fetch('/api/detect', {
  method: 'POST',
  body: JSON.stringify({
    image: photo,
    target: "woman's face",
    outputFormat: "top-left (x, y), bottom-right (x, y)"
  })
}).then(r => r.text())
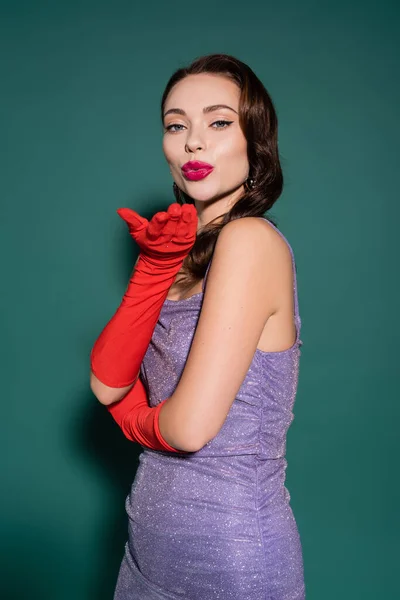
top-left (162, 73), bottom-right (249, 209)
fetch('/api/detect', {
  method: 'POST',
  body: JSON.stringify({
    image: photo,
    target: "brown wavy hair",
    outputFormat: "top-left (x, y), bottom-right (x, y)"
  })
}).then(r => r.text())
top-left (160, 53), bottom-right (283, 288)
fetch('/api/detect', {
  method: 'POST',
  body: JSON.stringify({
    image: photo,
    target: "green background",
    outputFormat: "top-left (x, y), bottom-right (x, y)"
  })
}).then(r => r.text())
top-left (1, 1), bottom-right (398, 598)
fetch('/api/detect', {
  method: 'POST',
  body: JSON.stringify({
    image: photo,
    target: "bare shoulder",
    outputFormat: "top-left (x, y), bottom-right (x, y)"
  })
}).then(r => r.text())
top-left (217, 216), bottom-right (292, 267)
top-left (206, 216), bottom-right (293, 316)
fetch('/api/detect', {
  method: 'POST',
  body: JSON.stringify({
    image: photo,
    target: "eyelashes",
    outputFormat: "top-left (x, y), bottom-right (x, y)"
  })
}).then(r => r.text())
top-left (165, 120), bottom-right (234, 133)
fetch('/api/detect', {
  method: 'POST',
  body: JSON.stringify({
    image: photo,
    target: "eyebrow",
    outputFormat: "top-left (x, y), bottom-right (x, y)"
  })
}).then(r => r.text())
top-left (163, 104), bottom-right (238, 119)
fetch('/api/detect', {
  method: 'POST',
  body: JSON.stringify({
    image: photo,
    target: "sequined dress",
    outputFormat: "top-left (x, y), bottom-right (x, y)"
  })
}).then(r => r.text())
top-left (113, 219), bottom-right (305, 599)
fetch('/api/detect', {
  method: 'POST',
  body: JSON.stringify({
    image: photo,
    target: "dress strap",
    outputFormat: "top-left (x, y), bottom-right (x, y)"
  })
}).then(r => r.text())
top-left (201, 260), bottom-right (212, 292)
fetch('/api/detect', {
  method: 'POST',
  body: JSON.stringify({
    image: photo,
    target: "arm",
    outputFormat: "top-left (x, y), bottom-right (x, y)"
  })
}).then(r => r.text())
top-left (108, 217), bottom-right (292, 454)
top-left (157, 217), bottom-right (293, 451)
top-left (106, 375), bottom-right (188, 452)
top-left (90, 372), bottom-right (140, 407)
top-left (90, 256), bottom-right (140, 405)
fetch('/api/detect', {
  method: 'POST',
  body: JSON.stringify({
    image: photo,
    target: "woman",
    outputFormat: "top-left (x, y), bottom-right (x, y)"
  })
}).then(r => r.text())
top-left (90, 53), bottom-right (305, 599)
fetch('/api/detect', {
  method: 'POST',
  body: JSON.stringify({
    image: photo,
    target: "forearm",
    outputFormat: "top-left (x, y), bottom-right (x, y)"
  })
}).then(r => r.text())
top-left (106, 376), bottom-right (192, 453)
top-left (90, 254), bottom-right (181, 388)
top-left (157, 395), bottom-right (201, 452)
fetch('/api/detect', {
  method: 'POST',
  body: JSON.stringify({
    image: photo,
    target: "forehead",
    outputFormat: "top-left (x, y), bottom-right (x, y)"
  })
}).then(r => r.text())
top-left (164, 74), bottom-right (240, 112)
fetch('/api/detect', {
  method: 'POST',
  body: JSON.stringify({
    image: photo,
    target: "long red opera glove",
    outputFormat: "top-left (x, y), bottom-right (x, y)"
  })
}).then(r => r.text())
top-left (90, 202), bottom-right (197, 387)
top-left (90, 202), bottom-right (197, 452)
top-left (106, 377), bottom-right (187, 453)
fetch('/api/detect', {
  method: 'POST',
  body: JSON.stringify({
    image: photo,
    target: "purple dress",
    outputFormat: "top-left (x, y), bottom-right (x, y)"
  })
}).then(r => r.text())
top-left (113, 219), bottom-right (305, 599)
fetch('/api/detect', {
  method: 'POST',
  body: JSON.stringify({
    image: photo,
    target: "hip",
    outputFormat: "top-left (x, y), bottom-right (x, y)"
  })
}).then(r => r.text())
top-left (121, 452), bottom-right (305, 599)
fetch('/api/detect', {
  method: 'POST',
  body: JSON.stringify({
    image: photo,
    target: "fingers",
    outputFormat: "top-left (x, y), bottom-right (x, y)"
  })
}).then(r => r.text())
top-left (147, 211), bottom-right (169, 240)
top-left (162, 203), bottom-right (182, 237)
top-left (181, 204), bottom-right (196, 223)
top-left (176, 204), bottom-right (197, 239)
top-left (124, 202), bottom-right (198, 242)
top-left (167, 203), bottom-right (182, 218)
top-left (163, 203), bottom-right (198, 241)
top-left (116, 208), bottom-right (148, 232)
top-left (148, 203), bottom-right (183, 240)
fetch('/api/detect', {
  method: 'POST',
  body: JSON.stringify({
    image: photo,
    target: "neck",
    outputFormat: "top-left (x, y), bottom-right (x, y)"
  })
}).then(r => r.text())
top-left (194, 183), bottom-right (245, 232)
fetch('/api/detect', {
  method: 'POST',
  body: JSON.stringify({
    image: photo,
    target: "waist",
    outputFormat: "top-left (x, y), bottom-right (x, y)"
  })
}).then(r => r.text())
top-left (128, 451), bottom-right (290, 529)
top-left (144, 445), bottom-right (285, 459)
top-left (141, 449), bottom-right (288, 478)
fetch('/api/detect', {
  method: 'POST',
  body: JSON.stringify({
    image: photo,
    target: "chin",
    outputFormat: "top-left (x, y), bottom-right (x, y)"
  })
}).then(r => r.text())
top-left (182, 185), bottom-right (222, 203)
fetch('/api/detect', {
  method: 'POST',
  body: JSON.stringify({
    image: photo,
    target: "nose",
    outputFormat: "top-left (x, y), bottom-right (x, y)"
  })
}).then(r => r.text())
top-left (184, 125), bottom-right (205, 154)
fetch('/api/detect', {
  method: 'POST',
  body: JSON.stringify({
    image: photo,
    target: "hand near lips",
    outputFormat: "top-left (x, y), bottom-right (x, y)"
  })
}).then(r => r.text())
top-left (116, 202), bottom-right (198, 265)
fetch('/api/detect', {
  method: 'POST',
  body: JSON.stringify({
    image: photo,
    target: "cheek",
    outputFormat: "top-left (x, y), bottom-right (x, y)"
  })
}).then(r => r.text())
top-left (162, 136), bottom-right (177, 165)
top-left (216, 135), bottom-right (248, 172)
top-left (162, 137), bottom-right (171, 161)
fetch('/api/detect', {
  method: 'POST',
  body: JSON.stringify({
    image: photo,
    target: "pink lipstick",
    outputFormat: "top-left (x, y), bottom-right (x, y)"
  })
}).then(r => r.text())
top-left (181, 160), bottom-right (214, 181)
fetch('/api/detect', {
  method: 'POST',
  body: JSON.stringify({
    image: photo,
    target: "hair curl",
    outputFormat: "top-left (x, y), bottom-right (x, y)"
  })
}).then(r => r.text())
top-left (160, 53), bottom-right (283, 288)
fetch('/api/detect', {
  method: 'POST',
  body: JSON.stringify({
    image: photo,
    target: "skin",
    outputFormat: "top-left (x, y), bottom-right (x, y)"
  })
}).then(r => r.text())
top-left (162, 73), bottom-right (249, 233)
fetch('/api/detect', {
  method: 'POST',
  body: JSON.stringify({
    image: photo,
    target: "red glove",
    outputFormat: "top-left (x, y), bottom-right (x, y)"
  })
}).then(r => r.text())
top-left (90, 202), bottom-right (197, 387)
top-left (90, 202), bottom-right (197, 453)
top-left (106, 377), bottom-right (183, 453)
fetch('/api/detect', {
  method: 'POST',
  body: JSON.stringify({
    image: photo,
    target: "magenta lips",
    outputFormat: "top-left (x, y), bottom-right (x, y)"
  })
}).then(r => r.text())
top-left (182, 160), bottom-right (214, 181)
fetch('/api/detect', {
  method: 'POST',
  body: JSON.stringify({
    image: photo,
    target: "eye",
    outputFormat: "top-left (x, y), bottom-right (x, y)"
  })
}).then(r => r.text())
top-left (164, 120), bottom-right (234, 133)
top-left (165, 123), bottom-right (185, 133)
top-left (211, 120), bottom-right (234, 129)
